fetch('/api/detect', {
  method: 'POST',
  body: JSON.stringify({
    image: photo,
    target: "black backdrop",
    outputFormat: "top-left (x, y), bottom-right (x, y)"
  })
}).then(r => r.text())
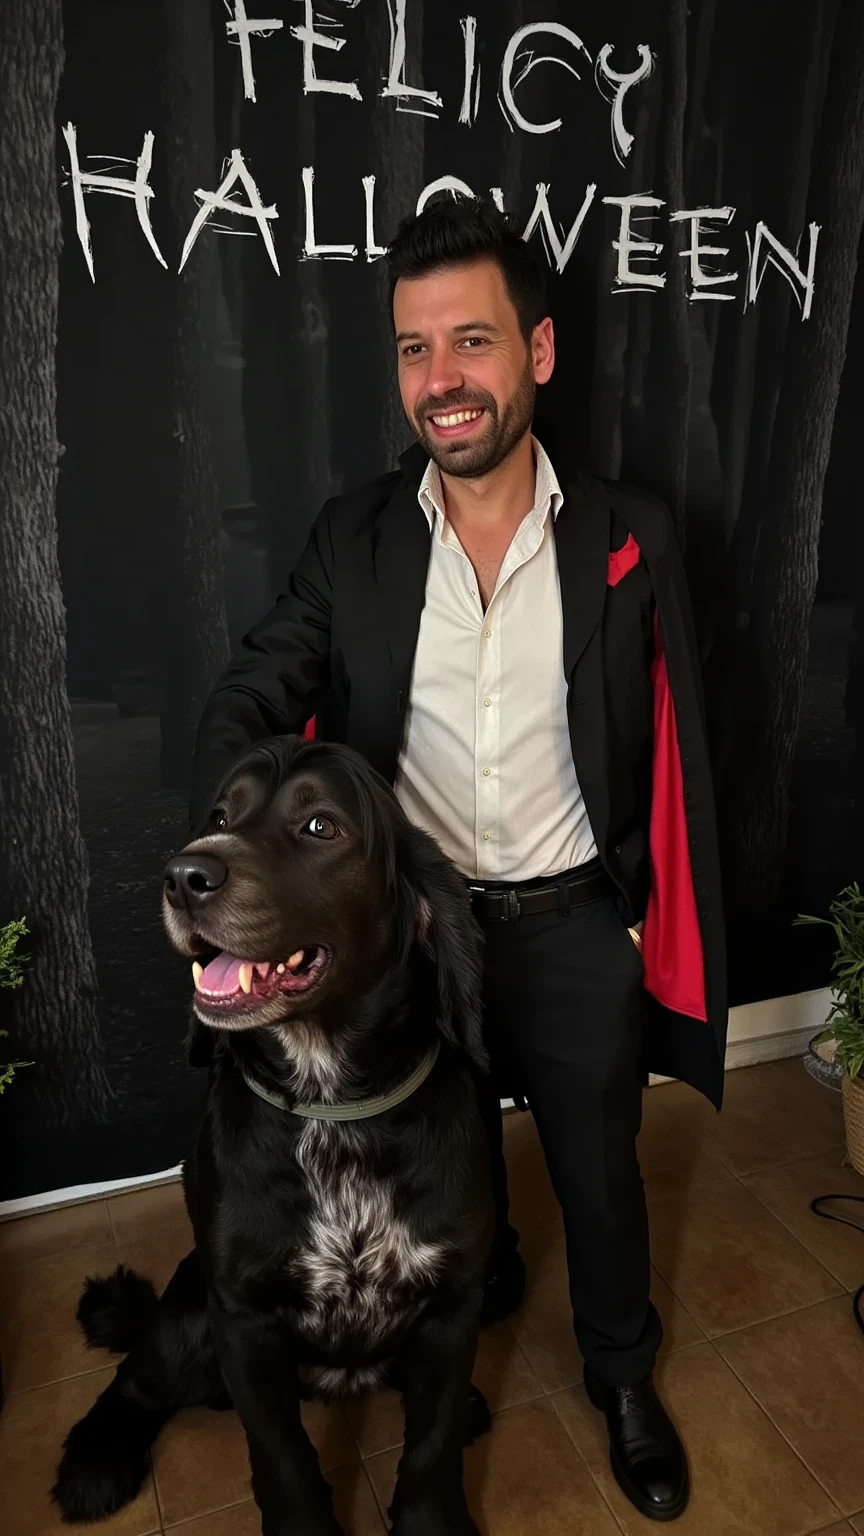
top-left (1, 0), bottom-right (863, 1201)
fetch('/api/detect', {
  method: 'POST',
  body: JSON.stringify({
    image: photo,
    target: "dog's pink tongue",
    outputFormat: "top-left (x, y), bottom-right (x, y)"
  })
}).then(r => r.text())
top-left (199, 951), bottom-right (243, 996)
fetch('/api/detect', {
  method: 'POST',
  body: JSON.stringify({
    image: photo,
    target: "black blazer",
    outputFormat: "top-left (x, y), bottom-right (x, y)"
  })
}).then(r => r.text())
top-left (191, 442), bottom-right (728, 1108)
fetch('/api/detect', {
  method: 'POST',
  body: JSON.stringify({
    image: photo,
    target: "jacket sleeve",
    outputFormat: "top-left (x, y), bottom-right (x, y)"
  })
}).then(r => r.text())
top-left (188, 504), bottom-right (334, 830)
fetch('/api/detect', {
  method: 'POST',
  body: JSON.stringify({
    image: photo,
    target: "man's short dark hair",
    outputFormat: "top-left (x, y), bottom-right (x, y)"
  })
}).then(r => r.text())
top-left (387, 196), bottom-right (547, 341)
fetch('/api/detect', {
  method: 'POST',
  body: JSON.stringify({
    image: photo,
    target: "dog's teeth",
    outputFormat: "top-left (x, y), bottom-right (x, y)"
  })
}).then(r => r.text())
top-left (192, 961), bottom-right (203, 991)
top-left (238, 962), bottom-right (254, 995)
top-left (276, 963), bottom-right (286, 974)
top-left (286, 949), bottom-right (305, 971)
top-left (254, 962), bottom-right (271, 979)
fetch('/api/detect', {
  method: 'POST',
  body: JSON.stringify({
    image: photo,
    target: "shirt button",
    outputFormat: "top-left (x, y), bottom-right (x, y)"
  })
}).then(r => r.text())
top-left (483, 628), bottom-right (492, 638)
top-left (482, 767), bottom-right (491, 777)
top-left (483, 698), bottom-right (492, 707)
top-left (482, 831), bottom-right (492, 841)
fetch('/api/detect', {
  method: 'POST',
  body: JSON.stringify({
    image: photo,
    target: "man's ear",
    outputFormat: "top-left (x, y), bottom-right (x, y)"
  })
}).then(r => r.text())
top-left (397, 824), bottom-right (488, 1072)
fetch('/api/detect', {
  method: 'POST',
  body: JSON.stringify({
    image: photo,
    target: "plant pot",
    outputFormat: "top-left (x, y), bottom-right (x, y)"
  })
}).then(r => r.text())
top-left (804, 1033), bottom-right (843, 1092)
top-left (841, 1073), bottom-right (864, 1176)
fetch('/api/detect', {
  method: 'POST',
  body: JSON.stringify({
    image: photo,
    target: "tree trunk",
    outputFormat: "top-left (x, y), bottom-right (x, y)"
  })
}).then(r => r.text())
top-left (372, 0), bottom-right (427, 470)
top-left (730, 1), bottom-right (834, 610)
top-left (639, 0), bottom-right (691, 544)
top-left (0, 0), bottom-right (112, 1121)
top-left (732, 0), bottom-right (864, 909)
top-left (159, 0), bottom-right (231, 790)
top-left (588, 88), bottom-right (656, 479)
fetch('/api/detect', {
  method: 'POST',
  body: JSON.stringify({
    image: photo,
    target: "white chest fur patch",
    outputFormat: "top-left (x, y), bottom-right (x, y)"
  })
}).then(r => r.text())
top-left (291, 1121), bottom-right (444, 1376)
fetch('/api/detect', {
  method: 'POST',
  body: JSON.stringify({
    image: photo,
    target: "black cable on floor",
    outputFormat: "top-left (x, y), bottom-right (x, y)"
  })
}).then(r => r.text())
top-left (809, 1194), bottom-right (864, 1338)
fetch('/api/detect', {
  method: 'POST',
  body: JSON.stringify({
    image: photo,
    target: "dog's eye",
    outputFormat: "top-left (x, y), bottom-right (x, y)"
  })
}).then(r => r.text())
top-left (304, 814), bottom-right (338, 840)
top-left (211, 809), bottom-right (228, 832)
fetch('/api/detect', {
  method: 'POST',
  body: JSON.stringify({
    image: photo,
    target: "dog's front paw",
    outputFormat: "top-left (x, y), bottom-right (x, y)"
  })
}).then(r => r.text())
top-left (260, 1516), bottom-right (345, 1536)
top-left (390, 1495), bottom-right (480, 1536)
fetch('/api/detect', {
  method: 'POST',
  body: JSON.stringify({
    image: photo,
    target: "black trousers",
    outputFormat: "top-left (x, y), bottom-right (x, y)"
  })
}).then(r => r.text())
top-left (472, 880), bottom-right (662, 1387)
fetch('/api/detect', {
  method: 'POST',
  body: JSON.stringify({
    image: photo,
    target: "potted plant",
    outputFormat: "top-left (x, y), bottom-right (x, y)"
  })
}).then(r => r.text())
top-left (799, 884), bottom-right (864, 1176)
top-left (0, 916), bottom-right (31, 1415)
top-left (0, 917), bottom-right (31, 1095)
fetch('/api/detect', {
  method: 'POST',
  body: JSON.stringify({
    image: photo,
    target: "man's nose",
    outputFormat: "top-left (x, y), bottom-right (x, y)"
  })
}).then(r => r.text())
top-left (426, 346), bottom-right (465, 398)
top-left (163, 853), bottom-right (228, 912)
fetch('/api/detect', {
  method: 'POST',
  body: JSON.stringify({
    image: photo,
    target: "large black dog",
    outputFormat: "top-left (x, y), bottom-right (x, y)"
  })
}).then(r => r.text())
top-left (53, 737), bottom-right (494, 1535)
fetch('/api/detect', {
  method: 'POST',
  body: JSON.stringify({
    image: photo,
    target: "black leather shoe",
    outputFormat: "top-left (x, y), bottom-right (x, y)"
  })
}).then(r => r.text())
top-left (584, 1367), bottom-right (689, 1522)
top-left (480, 1250), bottom-right (526, 1327)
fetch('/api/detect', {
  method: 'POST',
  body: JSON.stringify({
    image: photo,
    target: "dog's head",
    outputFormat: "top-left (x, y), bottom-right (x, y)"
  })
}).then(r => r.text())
top-left (163, 737), bottom-right (486, 1068)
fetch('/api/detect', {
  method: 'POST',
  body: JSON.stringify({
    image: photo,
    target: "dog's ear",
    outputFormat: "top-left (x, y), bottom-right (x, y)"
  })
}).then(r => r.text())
top-left (398, 824), bottom-right (488, 1072)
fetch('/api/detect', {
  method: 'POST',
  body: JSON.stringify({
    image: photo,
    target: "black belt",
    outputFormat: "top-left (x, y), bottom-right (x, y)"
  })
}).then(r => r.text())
top-left (467, 860), bottom-right (612, 923)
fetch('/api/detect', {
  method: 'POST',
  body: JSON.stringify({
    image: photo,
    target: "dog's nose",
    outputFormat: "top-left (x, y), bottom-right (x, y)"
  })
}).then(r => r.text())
top-left (163, 853), bottom-right (228, 911)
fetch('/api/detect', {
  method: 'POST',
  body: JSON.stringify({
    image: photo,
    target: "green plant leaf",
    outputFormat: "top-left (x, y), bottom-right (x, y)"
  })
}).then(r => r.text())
top-left (798, 884), bottom-right (864, 1081)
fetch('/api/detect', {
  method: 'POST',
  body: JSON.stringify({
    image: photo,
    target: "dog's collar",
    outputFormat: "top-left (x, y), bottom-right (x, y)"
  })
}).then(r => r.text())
top-left (240, 1043), bottom-right (441, 1121)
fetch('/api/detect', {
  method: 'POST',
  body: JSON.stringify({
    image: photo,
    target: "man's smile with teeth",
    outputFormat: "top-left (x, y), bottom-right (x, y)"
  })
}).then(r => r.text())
top-left (429, 408), bottom-right (484, 427)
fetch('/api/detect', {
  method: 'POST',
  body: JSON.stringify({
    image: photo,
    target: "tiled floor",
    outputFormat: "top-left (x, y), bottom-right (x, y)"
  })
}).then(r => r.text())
top-left (1, 1056), bottom-right (863, 1534)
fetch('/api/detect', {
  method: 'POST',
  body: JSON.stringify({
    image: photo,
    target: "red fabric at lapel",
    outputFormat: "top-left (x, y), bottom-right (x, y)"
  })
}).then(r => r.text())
top-left (303, 718), bottom-right (316, 740)
top-left (607, 532), bottom-right (641, 587)
top-left (642, 611), bottom-right (708, 1022)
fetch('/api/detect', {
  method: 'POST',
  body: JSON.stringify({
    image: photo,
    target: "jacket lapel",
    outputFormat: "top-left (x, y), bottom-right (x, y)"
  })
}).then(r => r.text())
top-left (553, 480), bottom-right (610, 682)
top-left (372, 473), bottom-right (431, 706)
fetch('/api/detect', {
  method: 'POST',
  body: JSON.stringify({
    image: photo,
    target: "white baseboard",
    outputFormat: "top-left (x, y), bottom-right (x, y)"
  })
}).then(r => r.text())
top-left (1, 987), bottom-right (833, 1220)
top-left (646, 986), bottom-right (831, 1084)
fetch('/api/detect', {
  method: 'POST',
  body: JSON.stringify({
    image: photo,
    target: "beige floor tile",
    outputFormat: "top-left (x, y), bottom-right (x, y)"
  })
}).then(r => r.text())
top-left (165, 1500), bottom-right (261, 1535)
top-left (328, 1462), bottom-right (388, 1533)
top-left (552, 1342), bottom-right (839, 1536)
top-left (651, 1267), bottom-right (705, 1354)
top-left (0, 1367), bottom-right (161, 1536)
top-left (108, 1178), bottom-right (187, 1242)
top-left (154, 1399), bottom-right (357, 1526)
top-left (704, 1059), bottom-right (845, 1177)
top-left (116, 1218), bottom-right (196, 1298)
top-left (716, 1296), bottom-right (864, 1515)
top-left (164, 1464), bottom-right (386, 1534)
top-left (509, 1227), bottom-right (581, 1392)
top-left (649, 1180), bottom-right (843, 1337)
top-left (154, 1405), bottom-right (253, 1526)
top-left (346, 1320), bottom-right (544, 1457)
top-left (0, 1198), bottom-right (114, 1269)
top-left (345, 1386), bottom-right (404, 1461)
top-left (512, 1221), bottom-right (703, 1392)
top-left (502, 1110), bottom-right (561, 1240)
top-left (744, 1152), bottom-right (864, 1290)
top-left (639, 1085), bottom-right (731, 1196)
top-left (0, 1235), bottom-right (119, 1392)
top-left (366, 1398), bottom-right (622, 1535)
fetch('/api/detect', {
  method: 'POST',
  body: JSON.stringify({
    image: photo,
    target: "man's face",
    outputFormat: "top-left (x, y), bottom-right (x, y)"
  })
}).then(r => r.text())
top-left (393, 258), bottom-right (554, 479)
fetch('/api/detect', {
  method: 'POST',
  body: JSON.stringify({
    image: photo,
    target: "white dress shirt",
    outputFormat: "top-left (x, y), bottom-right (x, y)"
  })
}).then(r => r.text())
top-left (393, 439), bottom-right (599, 882)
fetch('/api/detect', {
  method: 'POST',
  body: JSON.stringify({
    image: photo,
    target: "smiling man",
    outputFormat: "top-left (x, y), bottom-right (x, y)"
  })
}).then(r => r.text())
top-left (191, 197), bottom-right (727, 1524)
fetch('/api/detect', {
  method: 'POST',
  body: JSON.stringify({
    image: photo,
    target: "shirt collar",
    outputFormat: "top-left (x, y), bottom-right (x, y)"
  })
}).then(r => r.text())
top-left (417, 436), bottom-right (564, 531)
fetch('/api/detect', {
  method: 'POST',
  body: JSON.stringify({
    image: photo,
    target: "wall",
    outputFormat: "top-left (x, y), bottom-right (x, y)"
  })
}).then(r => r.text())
top-left (0, 0), bottom-right (862, 1201)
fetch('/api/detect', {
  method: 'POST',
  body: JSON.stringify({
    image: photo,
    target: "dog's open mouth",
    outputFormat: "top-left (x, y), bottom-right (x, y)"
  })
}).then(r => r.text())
top-left (190, 945), bottom-right (330, 1013)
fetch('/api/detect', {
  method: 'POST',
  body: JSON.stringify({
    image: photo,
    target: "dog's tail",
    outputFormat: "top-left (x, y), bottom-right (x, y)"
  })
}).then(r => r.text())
top-left (52, 1372), bottom-right (173, 1524)
top-left (51, 1266), bottom-right (168, 1521)
top-left (76, 1265), bottom-right (159, 1354)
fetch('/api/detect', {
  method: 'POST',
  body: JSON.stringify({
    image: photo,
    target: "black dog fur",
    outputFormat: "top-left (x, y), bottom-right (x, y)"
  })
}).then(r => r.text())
top-left (53, 737), bottom-right (494, 1535)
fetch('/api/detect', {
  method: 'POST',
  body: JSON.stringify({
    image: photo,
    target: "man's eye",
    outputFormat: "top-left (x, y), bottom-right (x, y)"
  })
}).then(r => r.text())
top-left (304, 814), bottom-right (338, 840)
top-left (461, 336), bottom-right (488, 348)
top-left (402, 344), bottom-right (425, 357)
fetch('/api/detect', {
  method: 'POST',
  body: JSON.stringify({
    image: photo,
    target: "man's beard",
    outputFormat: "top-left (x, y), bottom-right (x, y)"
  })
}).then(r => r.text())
top-left (410, 357), bottom-right (536, 479)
